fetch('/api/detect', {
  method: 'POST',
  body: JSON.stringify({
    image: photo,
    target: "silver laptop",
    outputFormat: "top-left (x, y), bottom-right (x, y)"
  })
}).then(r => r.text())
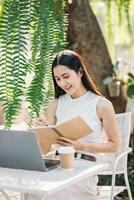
top-left (0, 130), bottom-right (60, 171)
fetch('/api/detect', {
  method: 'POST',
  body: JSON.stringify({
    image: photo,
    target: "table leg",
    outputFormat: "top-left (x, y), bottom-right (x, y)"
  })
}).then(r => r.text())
top-left (20, 193), bottom-right (46, 200)
top-left (20, 193), bottom-right (25, 200)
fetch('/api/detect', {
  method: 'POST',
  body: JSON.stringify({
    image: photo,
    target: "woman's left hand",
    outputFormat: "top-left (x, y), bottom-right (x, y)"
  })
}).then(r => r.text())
top-left (56, 137), bottom-right (81, 150)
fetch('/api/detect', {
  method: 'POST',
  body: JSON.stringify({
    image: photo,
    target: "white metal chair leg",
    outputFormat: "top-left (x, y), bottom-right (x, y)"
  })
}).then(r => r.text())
top-left (41, 195), bottom-right (46, 200)
top-left (0, 190), bottom-right (11, 200)
top-left (110, 172), bottom-right (116, 200)
top-left (124, 170), bottom-right (133, 200)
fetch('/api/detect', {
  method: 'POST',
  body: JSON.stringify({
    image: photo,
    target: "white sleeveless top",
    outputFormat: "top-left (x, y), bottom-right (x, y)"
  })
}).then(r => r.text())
top-left (56, 91), bottom-right (104, 155)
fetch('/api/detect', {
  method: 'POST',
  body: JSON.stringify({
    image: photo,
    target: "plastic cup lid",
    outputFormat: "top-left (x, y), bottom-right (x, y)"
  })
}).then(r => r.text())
top-left (58, 146), bottom-right (75, 154)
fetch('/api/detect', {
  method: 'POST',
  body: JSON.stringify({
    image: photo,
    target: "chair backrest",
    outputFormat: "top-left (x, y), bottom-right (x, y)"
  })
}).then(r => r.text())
top-left (98, 112), bottom-right (132, 174)
top-left (116, 112), bottom-right (132, 151)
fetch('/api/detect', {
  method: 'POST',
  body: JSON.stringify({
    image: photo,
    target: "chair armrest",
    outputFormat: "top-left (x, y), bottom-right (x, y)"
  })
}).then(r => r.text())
top-left (97, 147), bottom-right (132, 174)
top-left (113, 147), bottom-right (132, 172)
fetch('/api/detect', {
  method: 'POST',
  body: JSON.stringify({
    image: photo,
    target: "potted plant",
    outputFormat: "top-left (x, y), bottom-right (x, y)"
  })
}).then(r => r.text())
top-left (107, 78), bottom-right (121, 97)
top-left (103, 59), bottom-right (122, 97)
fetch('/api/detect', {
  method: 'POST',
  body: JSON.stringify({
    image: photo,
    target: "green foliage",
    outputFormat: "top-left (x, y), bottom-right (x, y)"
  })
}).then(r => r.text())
top-left (106, 0), bottom-right (132, 34)
top-left (117, 0), bottom-right (123, 26)
top-left (116, 0), bottom-right (131, 31)
top-left (122, 0), bottom-right (132, 34)
top-left (91, 0), bottom-right (133, 62)
top-left (106, 0), bottom-right (113, 42)
top-left (27, 0), bottom-right (68, 118)
top-left (0, 0), bottom-right (68, 127)
top-left (127, 73), bottom-right (134, 98)
top-left (103, 0), bottom-right (133, 55)
top-left (0, 0), bottom-right (30, 127)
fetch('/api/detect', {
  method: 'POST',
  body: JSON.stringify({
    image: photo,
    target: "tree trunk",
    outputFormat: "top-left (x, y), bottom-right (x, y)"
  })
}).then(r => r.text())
top-left (66, 0), bottom-right (127, 113)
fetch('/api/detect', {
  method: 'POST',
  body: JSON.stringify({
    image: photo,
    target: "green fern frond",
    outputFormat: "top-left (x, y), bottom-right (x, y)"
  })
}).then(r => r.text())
top-left (27, 0), bottom-right (68, 118)
top-left (0, 0), bottom-right (68, 126)
top-left (0, 0), bottom-right (31, 127)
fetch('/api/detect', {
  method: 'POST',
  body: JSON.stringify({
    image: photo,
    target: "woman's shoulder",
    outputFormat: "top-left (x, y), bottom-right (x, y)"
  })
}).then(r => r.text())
top-left (98, 97), bottom-right (113, 109)
top-left (97, 97), bottom-right (114, 117)
top-left (48, 94), bottom-right (67, 109)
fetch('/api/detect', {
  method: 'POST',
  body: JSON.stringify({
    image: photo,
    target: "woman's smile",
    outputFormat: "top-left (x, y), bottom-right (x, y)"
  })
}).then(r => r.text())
top-left (64, 86), bottom-right (72, 92)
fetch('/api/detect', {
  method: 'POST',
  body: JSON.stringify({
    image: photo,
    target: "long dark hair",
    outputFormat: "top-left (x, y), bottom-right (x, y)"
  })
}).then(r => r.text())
top-left (52, 50), bottom-right (101, 98)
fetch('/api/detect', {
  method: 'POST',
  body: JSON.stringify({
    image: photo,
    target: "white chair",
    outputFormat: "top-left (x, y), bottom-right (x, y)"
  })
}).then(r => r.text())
top-left (97, 112), bottom-right (133, 200)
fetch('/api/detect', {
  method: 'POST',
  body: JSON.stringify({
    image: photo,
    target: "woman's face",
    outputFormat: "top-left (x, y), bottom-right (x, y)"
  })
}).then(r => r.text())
top-left (53, 65), bottom-right (83, 97)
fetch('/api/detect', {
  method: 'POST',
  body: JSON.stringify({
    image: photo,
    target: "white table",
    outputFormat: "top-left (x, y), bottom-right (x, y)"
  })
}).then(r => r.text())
top-left (0, 160), bottom-right (108, 199)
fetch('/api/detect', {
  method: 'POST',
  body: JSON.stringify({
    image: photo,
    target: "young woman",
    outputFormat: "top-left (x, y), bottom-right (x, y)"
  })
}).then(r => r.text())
top-left (24, 50), bottom-right (121, 200)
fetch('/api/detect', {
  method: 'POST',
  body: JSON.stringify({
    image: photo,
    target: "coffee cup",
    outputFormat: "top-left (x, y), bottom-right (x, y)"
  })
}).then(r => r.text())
top-left (58, 146), bottom-right (75, 171)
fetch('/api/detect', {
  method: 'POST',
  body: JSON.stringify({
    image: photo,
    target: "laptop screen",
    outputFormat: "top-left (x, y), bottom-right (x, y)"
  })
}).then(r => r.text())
top-left (0, 130), bottom-right (59, 171)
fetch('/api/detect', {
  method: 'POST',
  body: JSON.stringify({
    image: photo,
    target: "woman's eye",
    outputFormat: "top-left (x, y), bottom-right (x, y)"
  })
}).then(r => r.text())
top-left (63, 76), bottom-right (69, 79)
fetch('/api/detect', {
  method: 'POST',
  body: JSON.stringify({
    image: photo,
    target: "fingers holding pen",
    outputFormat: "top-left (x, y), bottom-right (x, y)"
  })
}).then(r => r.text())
top-left (32, 116), bottom-right (49, 127)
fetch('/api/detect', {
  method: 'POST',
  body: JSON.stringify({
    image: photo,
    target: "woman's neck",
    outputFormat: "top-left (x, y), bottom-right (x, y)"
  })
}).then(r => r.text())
top-left (71, 87), bottom-right (88, 99)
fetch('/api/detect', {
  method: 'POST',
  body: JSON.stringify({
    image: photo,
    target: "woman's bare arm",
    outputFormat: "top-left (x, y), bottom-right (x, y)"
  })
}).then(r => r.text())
top-left (82, 98), bottom-right (121, 153)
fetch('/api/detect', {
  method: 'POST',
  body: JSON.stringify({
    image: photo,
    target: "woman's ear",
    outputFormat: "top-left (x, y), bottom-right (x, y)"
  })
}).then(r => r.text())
top-left (78, 69), bottom-right (83, 78)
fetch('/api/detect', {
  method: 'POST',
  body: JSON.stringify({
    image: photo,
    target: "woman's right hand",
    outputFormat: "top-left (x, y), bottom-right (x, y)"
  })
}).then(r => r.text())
top-left (32, 117), bottom-right (49, 127)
